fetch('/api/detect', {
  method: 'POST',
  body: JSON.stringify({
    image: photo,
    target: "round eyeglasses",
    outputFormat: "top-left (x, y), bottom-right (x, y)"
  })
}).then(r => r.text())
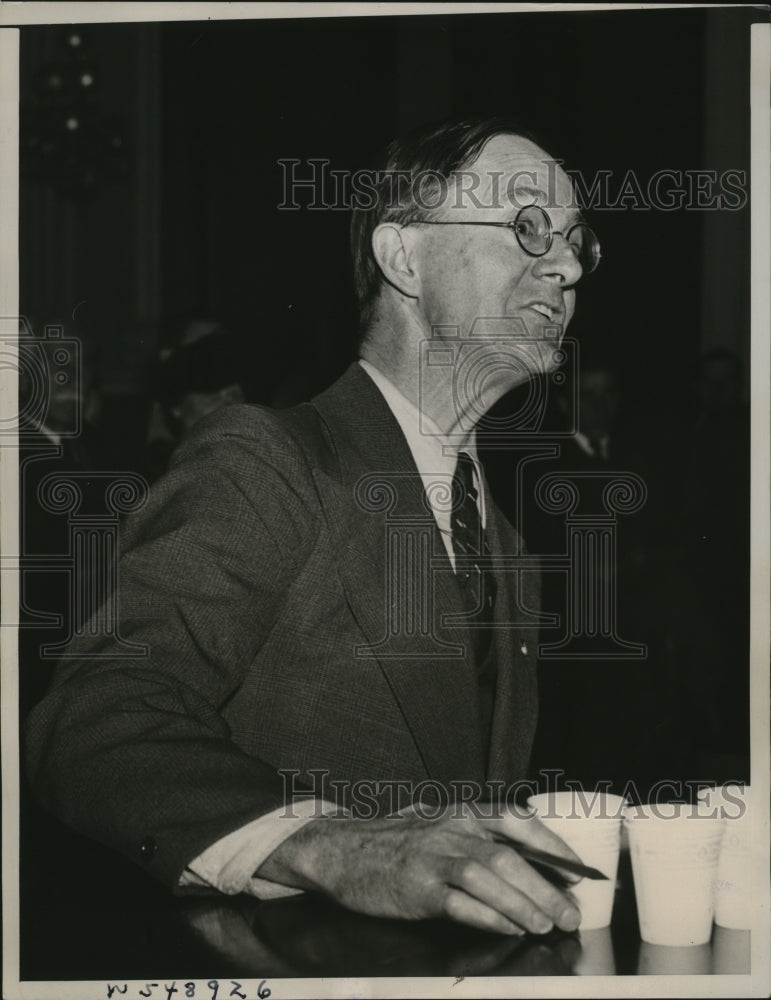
top-left (413, 204), bottom-right (601, 275)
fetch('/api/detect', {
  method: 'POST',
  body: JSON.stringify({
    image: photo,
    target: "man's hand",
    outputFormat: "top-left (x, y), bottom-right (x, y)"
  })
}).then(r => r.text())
top-left (256, 807), bottom-right (584, 936)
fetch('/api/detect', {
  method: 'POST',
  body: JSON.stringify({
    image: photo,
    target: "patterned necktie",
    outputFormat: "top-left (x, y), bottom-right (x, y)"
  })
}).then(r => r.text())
top-left (450, 451), bottom-right (497, 649)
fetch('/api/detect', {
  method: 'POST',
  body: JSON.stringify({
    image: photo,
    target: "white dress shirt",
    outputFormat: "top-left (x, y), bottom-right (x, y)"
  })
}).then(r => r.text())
top-left (359, 360), bottom-right (486, 561)
top-left (181, 360), bottom-right (486, 897)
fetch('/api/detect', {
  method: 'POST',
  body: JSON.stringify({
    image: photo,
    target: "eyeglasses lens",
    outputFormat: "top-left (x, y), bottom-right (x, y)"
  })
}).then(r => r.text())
top-left (567, 223), bottom-right (601, 274)
top-left (515, 206), bottom-right (551, 255)
top-left (516, 206), bottom-right (600, 274)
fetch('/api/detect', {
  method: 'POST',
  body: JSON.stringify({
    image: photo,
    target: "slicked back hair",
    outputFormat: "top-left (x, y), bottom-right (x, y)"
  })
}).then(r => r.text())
top-left (350, 116), bottom-right (540, 337)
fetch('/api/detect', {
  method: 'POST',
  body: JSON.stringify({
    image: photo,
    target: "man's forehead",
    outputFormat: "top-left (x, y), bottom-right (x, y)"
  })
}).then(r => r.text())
top-left (458, 133), bottom-right (575, 210)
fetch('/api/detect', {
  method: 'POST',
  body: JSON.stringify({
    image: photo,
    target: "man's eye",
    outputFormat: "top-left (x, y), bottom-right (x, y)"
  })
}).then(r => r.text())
top-left (515, 220), bottom-right (537, 237)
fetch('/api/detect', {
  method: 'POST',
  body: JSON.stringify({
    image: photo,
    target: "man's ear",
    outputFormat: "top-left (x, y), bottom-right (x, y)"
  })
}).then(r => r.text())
top-left (371, 223), bottom-right (421, 300)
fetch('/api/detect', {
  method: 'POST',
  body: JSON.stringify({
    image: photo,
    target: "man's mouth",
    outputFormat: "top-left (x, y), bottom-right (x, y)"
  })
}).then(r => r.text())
top-left (528, 302), bottom-right (563, 323)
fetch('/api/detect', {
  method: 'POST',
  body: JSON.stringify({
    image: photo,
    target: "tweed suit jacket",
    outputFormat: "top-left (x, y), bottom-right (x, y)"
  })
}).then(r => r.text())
top-left (25, 363), bottom-right (540, 890)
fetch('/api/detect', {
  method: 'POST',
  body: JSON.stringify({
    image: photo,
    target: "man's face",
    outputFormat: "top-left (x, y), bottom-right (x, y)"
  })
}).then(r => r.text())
top-left (413, 134), bottom-right (585, 394)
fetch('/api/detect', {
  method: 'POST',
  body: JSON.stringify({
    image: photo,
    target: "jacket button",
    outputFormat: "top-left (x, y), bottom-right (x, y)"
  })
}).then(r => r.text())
top-left (139, 836), bottom-right (158, 863)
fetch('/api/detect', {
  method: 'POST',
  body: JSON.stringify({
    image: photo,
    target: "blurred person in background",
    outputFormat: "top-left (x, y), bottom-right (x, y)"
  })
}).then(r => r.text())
top-left (491, 352), bottom-right (731, 793)
top-left (144, 320), bottom-right (246, 482)
top-left (498, 359), bottom-right (662, 791)
top-left (557, 361), bottom-right (621, 467)
top-left (18, 322), bottom-right (106, 713)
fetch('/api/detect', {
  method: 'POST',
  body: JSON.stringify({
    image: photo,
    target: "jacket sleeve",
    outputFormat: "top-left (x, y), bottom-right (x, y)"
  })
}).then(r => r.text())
top-left (24, 404), bottom-right (320, 891)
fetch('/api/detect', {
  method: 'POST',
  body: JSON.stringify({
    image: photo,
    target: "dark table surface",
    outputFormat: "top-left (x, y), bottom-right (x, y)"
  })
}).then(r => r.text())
top-left (19, 799), bottom-right (751, 984)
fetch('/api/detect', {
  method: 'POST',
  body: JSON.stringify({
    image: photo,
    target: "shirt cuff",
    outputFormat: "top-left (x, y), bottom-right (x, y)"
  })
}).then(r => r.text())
top-left (180, 799), bottom-right (342, 900)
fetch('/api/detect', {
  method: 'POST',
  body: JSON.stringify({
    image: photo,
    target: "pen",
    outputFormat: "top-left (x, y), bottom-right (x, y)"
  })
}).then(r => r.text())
top-left (491, 835), bottom-right (609, 882)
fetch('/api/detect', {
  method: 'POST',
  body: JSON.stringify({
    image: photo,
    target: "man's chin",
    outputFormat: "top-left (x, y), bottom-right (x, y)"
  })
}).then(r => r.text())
top-left (518, 311), bottom-right (565, 343)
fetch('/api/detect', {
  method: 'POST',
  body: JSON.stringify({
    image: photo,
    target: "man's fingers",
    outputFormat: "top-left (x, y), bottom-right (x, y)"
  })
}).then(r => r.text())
top-left (486, 813), bottom-right (587, 876)
top-left (440, 886), bottom-right (526, 937)
top-left (447, 856), bottom-right (553, 935)
top-left (444, 852), bottom-right (580, 935)
top-left (481, 843), bottom-right (582, 930)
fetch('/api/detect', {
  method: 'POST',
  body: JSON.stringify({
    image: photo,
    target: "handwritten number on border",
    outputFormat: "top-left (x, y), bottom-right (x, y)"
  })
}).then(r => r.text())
top-left (106, 981), bottom-right (270, 999)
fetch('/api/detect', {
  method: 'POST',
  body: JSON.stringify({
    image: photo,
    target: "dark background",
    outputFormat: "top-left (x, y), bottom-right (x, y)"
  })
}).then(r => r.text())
top-left (14, 6), bottom-right (759, 982)
top-left (20, 7), bottom-right (753, 421)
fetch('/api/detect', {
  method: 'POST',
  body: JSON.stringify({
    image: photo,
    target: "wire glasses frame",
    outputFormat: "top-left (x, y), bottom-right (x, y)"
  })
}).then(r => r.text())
top-left (412, 204), bottom-right (601, 274)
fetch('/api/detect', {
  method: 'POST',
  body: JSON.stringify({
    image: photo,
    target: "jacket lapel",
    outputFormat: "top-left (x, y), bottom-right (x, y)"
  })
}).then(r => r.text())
top-left (308, 365), bottom-right (486, 786)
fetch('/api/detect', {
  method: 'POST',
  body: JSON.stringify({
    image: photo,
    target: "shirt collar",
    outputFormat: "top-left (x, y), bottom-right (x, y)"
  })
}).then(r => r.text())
top-left (358, 359), bottom-right (487, 545)
top-left (358, 359), bottom-right (478, 471)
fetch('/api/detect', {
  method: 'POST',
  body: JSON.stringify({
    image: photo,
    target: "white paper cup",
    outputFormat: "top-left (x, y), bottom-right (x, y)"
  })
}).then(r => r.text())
top-left (574, 928), bottom-right (616, 976)
top-left (624, 802), bottom-right (725, 946)
top-left (527, 791), bottom-right (626, 930)
top-left (637, 941), bottom-right (712, 975)
top-left (712, 926), bottom-right (751, 974)
top-left (697, 785), bottom-right (751, 930)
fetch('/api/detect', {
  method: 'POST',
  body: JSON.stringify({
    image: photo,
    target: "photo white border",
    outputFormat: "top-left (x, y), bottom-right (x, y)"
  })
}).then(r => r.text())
top-left (1, 4), bottom-right (768, 999)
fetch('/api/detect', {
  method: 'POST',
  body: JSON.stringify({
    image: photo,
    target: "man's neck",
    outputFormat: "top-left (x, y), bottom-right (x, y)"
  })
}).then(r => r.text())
top-left (359, 329), bottom-right (485, 444)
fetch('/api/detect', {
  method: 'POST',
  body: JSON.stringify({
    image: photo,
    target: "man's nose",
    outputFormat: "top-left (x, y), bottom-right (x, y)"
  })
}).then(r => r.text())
top-left (531, 235), bottom-right (583, 287)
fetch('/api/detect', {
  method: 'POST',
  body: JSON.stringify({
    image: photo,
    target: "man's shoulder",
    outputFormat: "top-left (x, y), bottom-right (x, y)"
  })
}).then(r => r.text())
top-left (127, 402), bottom-right (334, 553)
top-left (184, 400), bottom-right (319, 443)
top-left (173, 401), bottom-right (333, 474)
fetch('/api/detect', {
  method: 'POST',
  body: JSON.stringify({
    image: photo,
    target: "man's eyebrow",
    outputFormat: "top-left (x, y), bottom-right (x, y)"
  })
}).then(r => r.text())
top-left (509, 184), bottom-right (548, 206)
top-left (507, 183), bottom-right (586, 225)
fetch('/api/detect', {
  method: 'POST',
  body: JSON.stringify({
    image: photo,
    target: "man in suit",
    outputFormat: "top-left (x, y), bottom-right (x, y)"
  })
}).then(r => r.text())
top-left (26, 118), bottom-right (600, 937)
